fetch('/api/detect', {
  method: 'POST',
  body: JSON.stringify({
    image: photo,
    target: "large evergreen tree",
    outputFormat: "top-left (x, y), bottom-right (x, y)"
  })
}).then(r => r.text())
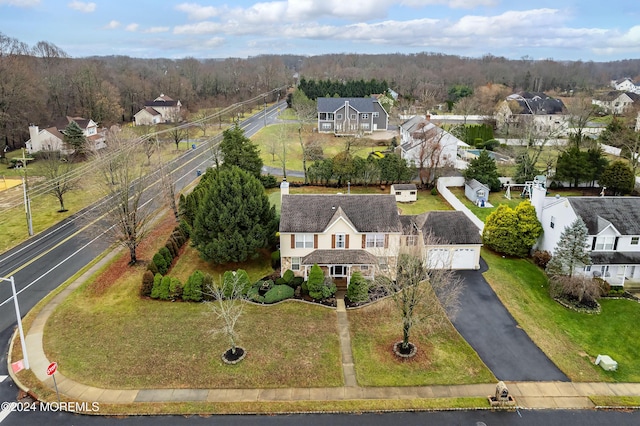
top-left (192, 166), bottom-right (277, 264)
top-left (554, 146), bottom-right (590, 188)
top-left (482, 201), bottom-right (542, 257)
top-left (546, 218), bottom-right (591, 277)
top-left (219, 125), bottom-right (263, 179)
top-left (599, 160), bottom-right (635, 195)
top-left (463, 149), bottom-right (501, 191)
top-left (63, 120), bottom-right (87, 156)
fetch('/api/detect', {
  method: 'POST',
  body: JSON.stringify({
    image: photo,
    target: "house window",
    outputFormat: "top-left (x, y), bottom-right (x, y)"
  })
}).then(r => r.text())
top-left (327, 113), bottom-right (334, 120)
top-left (410, 191), bottom-right (416, 195)
top-left (321, 123), bottom-right (332, 130)
top-left (295, 234), bottom-right (314, 249)
top-left (584, 265), bottom-right (591, 272)
top-left (406, 235), bottom-right (418, 246)
top-left (595, 236), bottom-right (615, 251)
top-left (550, 216), bottom-right (555, 229)
top-left (632, 237), bottom-right (639, 245)
top-left (337, 114), bottom-right (343, 119)
top-left (373, 112), bottom-right (379, 118)
top-left (395, 191), bottom-right (401, 195)
top-left (362, 114), bottom-right (369, 119)
top-left (366, 233), bottom-right (385, 248)
top-left (361, 123), bottom-right (370, 130)
top-left (350, 114), bottom-right (356, 120)
top-left (378, 257), bottom-right (388, 270)
top-left (361, 265), bottom-right (369, 271)
top-left (601, 265), bottom-right (610, 277)
top-left (336, 233), bottom-right (346, 248)
top-left (319, 113), bottom-right (327, 120)
top-left (291, 257), bottom-right (300, 271)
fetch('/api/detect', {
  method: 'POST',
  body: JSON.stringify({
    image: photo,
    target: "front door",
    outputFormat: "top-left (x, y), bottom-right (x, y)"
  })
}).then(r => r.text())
top-left (331, 265), bottom-right (347, 277)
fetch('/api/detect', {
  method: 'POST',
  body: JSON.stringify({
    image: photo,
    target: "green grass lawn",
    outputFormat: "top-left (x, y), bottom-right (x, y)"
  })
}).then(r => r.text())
top-left (482, 248), bottom-right (640, 382)
top-left (350, 298), bottom-right (495, 386)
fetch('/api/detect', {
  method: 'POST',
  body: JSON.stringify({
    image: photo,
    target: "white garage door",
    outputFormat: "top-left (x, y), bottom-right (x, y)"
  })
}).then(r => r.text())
top-left (451, 248), bottom-right (476, 270)
top-left (427, 249), bottom-right (450, 269)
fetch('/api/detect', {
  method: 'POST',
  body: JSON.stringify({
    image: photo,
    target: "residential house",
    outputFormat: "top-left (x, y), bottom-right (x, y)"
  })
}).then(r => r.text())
top-left (531, 181), bottom-right (640, 287)
top-left (592, 91), bottom-right (640, 115)
top-left (279, 187), bottom-right (482, 288)
top-left (391, 184), bottom-right (417, 202)
top-left (134, 94), bottom-right (182, 125)
top-left (465, 179), bottom-right (490, 206)
top-left (317, 97), bottom-right (388, 135)
top-left (611, 78), bottom-right (640, 94)
top-left (26, 116), bottom-right (106, 154)
top-left (399, 116), bottom-right (467, 173)
top-left (496, 92), bottom-right (568, 135)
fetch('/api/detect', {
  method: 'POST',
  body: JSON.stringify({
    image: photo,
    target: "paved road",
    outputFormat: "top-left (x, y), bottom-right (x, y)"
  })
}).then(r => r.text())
top-left (452, 259), bottom-right (569, 381)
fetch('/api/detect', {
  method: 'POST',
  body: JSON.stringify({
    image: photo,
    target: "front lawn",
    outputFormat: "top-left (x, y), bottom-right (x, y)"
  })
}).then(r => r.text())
top-left (350, 299), bottom-right (495, 386)
top-left (482, 249), bottom-right (640, 382)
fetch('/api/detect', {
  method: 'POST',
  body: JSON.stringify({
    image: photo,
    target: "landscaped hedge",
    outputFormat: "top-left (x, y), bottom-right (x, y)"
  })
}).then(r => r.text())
top-left (264, 285), bottom-right (294, 303)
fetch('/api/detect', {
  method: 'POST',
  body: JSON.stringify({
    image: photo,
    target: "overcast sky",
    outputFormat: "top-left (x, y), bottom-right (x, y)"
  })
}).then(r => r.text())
top-left (1, 0), bottom-right (639, 61)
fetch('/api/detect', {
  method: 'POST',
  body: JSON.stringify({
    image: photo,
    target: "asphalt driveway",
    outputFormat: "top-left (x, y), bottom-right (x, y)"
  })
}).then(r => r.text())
top-left (451, 258), bottom-right (569, 381)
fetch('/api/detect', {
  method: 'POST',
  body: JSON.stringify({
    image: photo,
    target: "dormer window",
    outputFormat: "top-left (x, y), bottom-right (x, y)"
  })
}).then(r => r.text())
top-left (595, 236), bottom-right (615, 251)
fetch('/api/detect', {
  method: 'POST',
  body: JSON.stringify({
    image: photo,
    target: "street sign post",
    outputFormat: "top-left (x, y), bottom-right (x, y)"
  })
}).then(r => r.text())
top-left (46, 362), bottom-right (60, 404)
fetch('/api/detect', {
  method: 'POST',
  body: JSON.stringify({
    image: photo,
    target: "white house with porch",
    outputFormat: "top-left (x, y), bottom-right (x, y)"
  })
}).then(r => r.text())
top-left (531, 181), bottom-right (640, 287)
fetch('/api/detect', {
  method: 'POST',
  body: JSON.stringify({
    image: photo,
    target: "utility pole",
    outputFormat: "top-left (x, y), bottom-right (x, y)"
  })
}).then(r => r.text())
top-left (1, 276), bottom-right (30, 370)
top-left (21, 149), bottom-right (33, 236)
top-left (264, 96), bottom-right (267, 127)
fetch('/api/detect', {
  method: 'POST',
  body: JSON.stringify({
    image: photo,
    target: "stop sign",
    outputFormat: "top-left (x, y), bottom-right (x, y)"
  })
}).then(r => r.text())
top-left (46, 362), bottom-right (57, 376)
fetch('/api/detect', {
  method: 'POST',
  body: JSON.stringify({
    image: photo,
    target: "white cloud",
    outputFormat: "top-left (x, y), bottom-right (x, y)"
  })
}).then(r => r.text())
top-left (68, 1), bottom-right (96, 13)
top-left (144, 27), bottom-right (171, 34)
top-left (125, 23), bottom-right (139, 32)
top-left (176, 2), bottom-right (221, 20)
top-left (204, 37), bottom-right (225, 47)
top-left (104, 20), bottom-right (120, 30)
top-left (400, 0), bottom-right (497, 8)
top-left (0, 0), bottom-right (40, 6)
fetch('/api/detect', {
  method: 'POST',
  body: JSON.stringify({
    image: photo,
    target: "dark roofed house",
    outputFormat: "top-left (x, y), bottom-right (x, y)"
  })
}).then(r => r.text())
top-left (496, 91), bottom-right (568, 135)
top-left (134, 93), bottom-right (182, 125)
top-left (317, 97), bottom-right (388, 136)
top-left (279, 191), bottom-right (482, 288)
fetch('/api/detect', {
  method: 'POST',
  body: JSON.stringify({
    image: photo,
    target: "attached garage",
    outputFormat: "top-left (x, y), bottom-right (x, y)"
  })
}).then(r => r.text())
top-left (451, 248), bottom-right (478, 270)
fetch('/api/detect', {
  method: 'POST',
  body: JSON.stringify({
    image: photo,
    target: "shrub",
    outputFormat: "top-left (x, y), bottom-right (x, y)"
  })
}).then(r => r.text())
top-left (301, 281), bottom-right (309, 294)
top-left (321, 276), bottom-right (337, 299)
top-left (307, 264), bottom-right (325, 299)
top-left (183, 270), bottom-right (204, 302)
top-left (169, 277), bottom-right (183, 300)
top-left (275, 277), bottom-right (286, 285)
top-left (430, 187), bottom-right (438, 196)
top-left (146, 260), bottom-right (159, 275)
top-left (141, 270), bottom-right (155, 297)
top-left (347, 271), bottom-right (370, 303)
top-left (165, 241), bottom-right (177, 259)
top-left (152, 253), bottom-right (168, 275)
top-left (532, 250), bottom-right (552, 268)
top-left (292, 276), bottom-right (304, 286)
top-left (157, 276), bottom-right (172, 300)
top-left (549, 275), bottom-right (600, 304)
top-left (264, 284), bottom-right (294, 303)
top-left (202, 273), bottom-right (215, 301)
top-left (150, 273), bottom-right (163, 299)
top-left (222, 269), bottom-right (251, 298)
top-left (271, 250), bottom-right (281, 269)
top-left (159, 246), bottom-right (172, 266)
top-left (282, 269), bottom-right (295, 284)
top-left (260, 174), bottom-right (278, 188)
top-left (171, 232), bottom-right (185, 248)
top-left (179, 219), bottom-right (192, 239)
top-left (246, 283), bottom-right (263, 302)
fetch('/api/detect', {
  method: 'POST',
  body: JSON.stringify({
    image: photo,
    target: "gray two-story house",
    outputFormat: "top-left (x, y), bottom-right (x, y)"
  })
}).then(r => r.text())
top-left (317, 97), bottom-right (389, 136)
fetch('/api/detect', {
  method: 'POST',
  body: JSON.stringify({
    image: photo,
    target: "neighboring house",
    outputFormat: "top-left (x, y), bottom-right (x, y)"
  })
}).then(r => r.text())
top-left (279, 187), bottom-right (482, 288)
top-left (531, 181), bottom-right (640, 287)
top-left (611, 78), bottom-right (640, 94)
top-left (496, 92), bottom-right (568, 135)
top-left (592, 91), bottom-right (640, 115)
top-left (26, 116), bottom-right (106, 154)
top-left (465, 179), bottom-right (490, 206)
top-left (391, 184), bottom-right (417, 202)
top-left (317, 97), bottom-right (388, 135)
top-left (399, 116), bottom-right (466, 173)
top-left (134, 94), bottom-right (182, 125)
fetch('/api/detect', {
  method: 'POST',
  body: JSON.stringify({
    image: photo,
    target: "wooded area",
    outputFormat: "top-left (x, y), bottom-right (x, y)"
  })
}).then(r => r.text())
top-left (2, 31), bottom-right (640, 150)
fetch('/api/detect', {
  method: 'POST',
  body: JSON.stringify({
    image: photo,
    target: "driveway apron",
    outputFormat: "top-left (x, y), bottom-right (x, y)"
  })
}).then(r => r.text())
top-left (451, 258), bottom-right (569, 381)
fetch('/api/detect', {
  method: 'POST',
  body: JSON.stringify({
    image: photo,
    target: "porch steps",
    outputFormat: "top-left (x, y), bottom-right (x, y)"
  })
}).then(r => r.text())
top-left (334, 278), bottom-right (348, 292)
top-left (624, 281), bottom-right (640, 292)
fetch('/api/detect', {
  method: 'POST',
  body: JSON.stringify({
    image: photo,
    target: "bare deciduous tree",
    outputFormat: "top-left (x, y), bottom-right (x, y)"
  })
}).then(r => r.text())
top-left (93, 129), bottom-right (153, 264)
top-left (40, 147), bottom-right (78, 212)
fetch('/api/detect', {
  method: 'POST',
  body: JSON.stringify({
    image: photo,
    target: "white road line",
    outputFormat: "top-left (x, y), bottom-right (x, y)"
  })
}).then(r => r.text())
top-left (0, 375), bottom-right (7, 382)
top-left (0, 406), bottom-right (12, 422)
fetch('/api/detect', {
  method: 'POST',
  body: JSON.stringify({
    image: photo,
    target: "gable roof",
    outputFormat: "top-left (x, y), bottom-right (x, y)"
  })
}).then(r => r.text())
top-left (507, 92), bottom-right (565, 115)
top-left (391, 184), bottom-right (417, 191)
top-left (465, 179), bottom-right (490, 192)
top-left (317, 97), bottom-right (381, 114)
top-left (302, 249), bottom-right (377, 265)
top-left (567, 197), bottom-right (640, 235)
top-left (135, 107), bottom-right (161, 117)
top-left (279, 194), bottom-right (402, 233)
top-left (145, 94), bottom-right (180, 108)
top-left (401, 211), bottom-right (481, 245)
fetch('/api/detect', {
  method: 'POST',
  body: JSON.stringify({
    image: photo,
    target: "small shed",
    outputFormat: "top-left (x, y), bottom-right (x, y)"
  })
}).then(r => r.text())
top-left (391, 183), bottom-right (417, 202)
top-left (465, 179), bottom-right (490, 206)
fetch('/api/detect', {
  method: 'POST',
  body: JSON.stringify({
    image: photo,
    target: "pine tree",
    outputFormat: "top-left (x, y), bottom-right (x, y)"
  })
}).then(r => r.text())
top-left (599, 161), bottom-right (635, 195)
top-left (219, 125), bottom-right (263, 179)
top-left (192, 166), bottom-right (277, 264)
top-left (63, 120), bottom-right (87, 155)
top-left (546, 218), bottom-right (592, 277)
top-left (463, 150), bottom-right (501, 191)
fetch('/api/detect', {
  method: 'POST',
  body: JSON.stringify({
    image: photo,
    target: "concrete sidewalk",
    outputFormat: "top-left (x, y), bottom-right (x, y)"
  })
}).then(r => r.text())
top-left (9, 250), bottom-right (640, 411)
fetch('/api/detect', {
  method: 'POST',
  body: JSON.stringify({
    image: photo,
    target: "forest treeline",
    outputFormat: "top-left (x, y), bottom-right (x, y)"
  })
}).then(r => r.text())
top-left (1, 31), bottom-right (639, 149)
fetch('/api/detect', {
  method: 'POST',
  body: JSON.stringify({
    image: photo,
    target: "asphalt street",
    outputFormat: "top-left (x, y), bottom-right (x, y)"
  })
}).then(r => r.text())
top-left (452, 259), bottom-right (569, 381)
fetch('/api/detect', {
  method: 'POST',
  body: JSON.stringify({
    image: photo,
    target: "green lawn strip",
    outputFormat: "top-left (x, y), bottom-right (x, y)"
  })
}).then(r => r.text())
top-left (482, 249), bottom-right (640, 382)
top-left (349, 299), bottom-right (496, 386)
top-left (395, 191), bottom-right (453, 214)
top-left (590, 396), bottom-right (640, 407)
top-left (43, 268), bottom-right (343, 389)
